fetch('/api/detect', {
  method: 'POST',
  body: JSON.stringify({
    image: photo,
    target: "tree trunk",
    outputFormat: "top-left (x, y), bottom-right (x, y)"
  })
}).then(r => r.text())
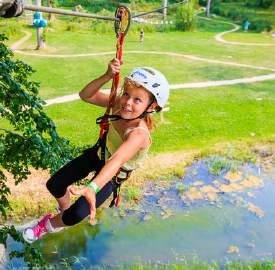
top-left (206, 0), bottom-right (212, 17)
top-left (47, 0), bottom-right (54, 21)
top-left (162, 0), bottom-right (167, 19)
top-left (36, 0), bottom-right (43, 50)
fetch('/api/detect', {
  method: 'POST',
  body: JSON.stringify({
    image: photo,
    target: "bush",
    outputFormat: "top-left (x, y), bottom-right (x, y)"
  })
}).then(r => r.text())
top-left (175, 1), bottom-right (196, 31)
top-left (199, 0), bottom-right (207, 6)
top-left (0, 19), bottom-right (22, 38)
top-left (249, 18), bottom-right (273, 32)
top-left (65, 21), bottom-right (78, 31)
top-left (245, 0), bottom-right (274, 8)
top-left (227, 7), bottom-right (242, 20)
top-left (261, 0), bottom-right (274, 8)
top-left (211, 4), bottom-right (229, 16)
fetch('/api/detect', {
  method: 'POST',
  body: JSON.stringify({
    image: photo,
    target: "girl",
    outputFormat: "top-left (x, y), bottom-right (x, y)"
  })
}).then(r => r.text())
top-left (23, 58), bottom-right (169, 243)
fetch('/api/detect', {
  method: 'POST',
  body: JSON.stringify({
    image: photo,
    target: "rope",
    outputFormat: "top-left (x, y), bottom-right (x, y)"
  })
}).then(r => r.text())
top-left (98, 6), bottom-right (131, 141)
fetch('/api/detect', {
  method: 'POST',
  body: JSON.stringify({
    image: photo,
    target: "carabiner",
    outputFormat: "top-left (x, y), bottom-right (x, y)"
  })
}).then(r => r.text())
top-left (114, 5), bottom-right (131, 38)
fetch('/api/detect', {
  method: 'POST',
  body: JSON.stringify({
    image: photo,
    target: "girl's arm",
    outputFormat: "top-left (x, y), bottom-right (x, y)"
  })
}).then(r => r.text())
top-left (70, 129), bottom-right (150, 222)
top-left (93, 128), bottom-right (150, 189)
top-left (79, 58), bottom-right (120, 107)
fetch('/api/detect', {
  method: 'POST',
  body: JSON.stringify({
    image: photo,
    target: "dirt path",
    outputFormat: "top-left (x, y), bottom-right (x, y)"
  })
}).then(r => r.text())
top-left (45, 72), bottom-right (275, 106)
top-left (10, 31), bottom-right (32, 51)
top-left (10, 31), bottom-right (275, 105)
top-left (215, 23), bottom-right (275, 47)
top-left (198, 16), bottom-right (275, 47)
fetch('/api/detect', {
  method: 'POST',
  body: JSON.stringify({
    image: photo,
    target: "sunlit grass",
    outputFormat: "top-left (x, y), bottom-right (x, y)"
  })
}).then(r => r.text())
top-left (43, 80), bottom-right (275, 152)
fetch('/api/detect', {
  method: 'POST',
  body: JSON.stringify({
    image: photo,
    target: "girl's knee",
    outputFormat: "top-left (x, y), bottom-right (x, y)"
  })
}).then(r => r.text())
top-left (62, 197), bottom-right (90, 226)
top-left (62, 207), bottom-right (88, 226)
top-left (46, 175), bottom-right (65, 198)
top-left (46, 176), bottom-right (55, 195)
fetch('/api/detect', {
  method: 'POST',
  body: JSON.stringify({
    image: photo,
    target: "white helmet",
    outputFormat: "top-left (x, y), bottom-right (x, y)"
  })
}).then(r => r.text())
top-left (126, 67), bottom-right (169, 108)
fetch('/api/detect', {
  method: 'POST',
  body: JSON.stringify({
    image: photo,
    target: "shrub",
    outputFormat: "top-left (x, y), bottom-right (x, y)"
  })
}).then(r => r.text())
top-left (227, 7), bottom-right (242, 20)
top-left (199, 0), bottom-right (207, 6)
top-left (245, 0), bottom-right (274, 8)
top-left (65, 21), bottom-right (78, 31)
top-left (175, 1), bottom-right (196, 31)
top-left (249, 18), bottom-right (273, 32)
top-left (0, 20), bottom-right (22, 38)
top-left (211, 4), bottom-right (229, 16)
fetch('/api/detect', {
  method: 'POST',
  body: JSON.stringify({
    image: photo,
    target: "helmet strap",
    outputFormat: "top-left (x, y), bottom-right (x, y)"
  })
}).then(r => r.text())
top-left (96, 101), bottom-right (155, 125)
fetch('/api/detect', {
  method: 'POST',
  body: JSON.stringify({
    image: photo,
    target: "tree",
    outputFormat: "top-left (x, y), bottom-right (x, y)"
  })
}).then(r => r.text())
top-left (0, 33), bottom-right (77, 218)
top-left (175, 1), bottom-right (196, 31)
top-left (206, 0), bottom-right (212, 17)
top-left (0, 33), bottom-right (80, 268)
top-left (245, 0), bottom-right (274, 8)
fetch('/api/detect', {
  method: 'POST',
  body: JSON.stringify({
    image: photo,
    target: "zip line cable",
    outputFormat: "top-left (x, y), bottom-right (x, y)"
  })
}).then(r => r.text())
top-left (1, 0), bottom-right (188, 21)
top-left (23, 4), bottom-right (119, 21)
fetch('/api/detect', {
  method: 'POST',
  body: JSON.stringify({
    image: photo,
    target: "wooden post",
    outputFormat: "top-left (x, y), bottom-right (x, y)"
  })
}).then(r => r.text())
top-left (47, 0), bottom-right (54, 21)
top-left (36, 0), bottom-right (43, 50)
top-left (162, 0), bottom-right (167, 19)
top-left (206, 0), bottom-right (212, 17)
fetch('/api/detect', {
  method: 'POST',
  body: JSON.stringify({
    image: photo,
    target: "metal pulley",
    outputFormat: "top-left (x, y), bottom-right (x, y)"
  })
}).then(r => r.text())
top-left (114, 6), bottom-right (131, 38)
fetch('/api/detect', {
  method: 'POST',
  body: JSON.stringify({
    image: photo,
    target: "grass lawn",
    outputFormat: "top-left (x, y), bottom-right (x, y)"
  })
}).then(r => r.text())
top-left (1, 15), bottom-right (274, 153)
top-left (44, 80), bottom-right (275, 153)
top-left (7, 19), bottom-right (275, 100)
top-left (17, 53), bottom-right (270, 100)
top-left (11, 19), bottom-right (275, 68)
top-left (223, 31), bottom-right (275, 44)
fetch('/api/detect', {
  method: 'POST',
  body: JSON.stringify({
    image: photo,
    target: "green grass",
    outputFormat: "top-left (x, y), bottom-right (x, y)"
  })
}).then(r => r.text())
top-left (223, 32), bottom-right (275, 44)
top-left (220, 2), bottom-right (275, 26)
top-left (43, 80), bottom-right (275, 153)
top-left (10, 21), bottom-right (275, 68)
top-left (108, 261), bottom-right (275, 270)
top-left (196, 15), bottom-right (233, 33)
top-left (1, 15), bottom-right (275, 153)
top-left (7, 22), bottom-right (275, 100)
top-left (0, 17), bottom-right (26, 44)
top-left (55, 259), bottom-right (275, 270)
top-left (18, 53), bottom-right (270, 100)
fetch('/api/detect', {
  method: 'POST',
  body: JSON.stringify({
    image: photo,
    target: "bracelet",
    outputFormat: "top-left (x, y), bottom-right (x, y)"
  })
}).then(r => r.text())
top-left (87, 182), bottom-right (100, 194)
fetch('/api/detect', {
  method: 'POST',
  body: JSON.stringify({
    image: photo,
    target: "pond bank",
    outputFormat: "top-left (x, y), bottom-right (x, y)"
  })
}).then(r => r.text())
top-left (1, 141), bottom-right (274, 269)
top-left (1, 141), bottom-right (274, 225)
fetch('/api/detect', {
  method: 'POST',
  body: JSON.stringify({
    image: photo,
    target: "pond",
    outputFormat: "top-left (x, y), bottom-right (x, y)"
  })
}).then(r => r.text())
top-left (5, 155), bottom-right (275, 269)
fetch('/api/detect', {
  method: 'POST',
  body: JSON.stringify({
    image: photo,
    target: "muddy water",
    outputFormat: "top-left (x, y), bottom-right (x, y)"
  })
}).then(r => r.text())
top-left (5, 156), bottom-right (275, 269)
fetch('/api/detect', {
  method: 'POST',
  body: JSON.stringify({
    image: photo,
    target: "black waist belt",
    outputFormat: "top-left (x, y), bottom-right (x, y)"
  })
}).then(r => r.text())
top-left (109, 167), bottom-right (133, 208)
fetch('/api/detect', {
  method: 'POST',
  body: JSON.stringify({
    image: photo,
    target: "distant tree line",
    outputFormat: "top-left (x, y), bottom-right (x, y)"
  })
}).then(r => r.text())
top-left (199, 0), bottom-right (274, 8)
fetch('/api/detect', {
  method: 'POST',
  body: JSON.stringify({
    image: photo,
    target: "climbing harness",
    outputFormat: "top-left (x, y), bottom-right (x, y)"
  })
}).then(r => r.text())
top-left (95, 6), bottom-right (132, 208)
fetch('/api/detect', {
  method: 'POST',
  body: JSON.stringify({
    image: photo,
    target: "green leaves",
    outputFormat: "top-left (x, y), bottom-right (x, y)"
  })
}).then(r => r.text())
top-left (0, 33), bottom-right (79, 218)
top-left (0, 225), bottom-right (48, 269)
top-left (0, 32), bottom-right (82, 269)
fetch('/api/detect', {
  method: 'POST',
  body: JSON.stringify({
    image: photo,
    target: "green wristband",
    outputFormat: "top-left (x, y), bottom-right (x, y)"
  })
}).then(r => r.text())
top-left (87, 182), bottom-right (100, 194)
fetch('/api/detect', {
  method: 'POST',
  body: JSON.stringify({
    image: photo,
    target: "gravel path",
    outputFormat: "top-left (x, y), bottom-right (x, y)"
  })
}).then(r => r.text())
top-left (10, 30), bottom-right (275, 107)
top-left (198, 16), bottom-right (275, 47)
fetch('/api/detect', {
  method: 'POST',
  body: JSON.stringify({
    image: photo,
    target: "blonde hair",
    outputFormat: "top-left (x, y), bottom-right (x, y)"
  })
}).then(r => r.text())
top-left (121, 78), bottom-right (162, 131)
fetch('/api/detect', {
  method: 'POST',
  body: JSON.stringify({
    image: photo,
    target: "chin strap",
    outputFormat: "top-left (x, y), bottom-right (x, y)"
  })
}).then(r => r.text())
top-left (96, 101), bottom-right (155, 125)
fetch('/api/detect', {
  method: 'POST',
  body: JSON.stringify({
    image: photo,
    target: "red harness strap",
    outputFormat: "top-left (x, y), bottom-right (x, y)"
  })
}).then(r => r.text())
top-left (99, 31), bottom-right (125, 140)
top-left (97, 6), bottom-right (131, 207)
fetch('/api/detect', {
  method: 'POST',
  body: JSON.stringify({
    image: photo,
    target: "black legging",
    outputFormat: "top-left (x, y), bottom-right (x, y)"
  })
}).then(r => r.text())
top-left (46, 145), bottom-right (117, 226)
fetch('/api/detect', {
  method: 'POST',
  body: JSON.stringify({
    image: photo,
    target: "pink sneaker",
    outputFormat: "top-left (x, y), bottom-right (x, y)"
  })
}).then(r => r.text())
top-left (22, 214), bottom-right (52, 243)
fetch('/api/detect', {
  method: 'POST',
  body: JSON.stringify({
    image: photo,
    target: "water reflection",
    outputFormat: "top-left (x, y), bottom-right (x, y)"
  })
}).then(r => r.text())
top-left (6, 156), bottom-right (275, 269)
